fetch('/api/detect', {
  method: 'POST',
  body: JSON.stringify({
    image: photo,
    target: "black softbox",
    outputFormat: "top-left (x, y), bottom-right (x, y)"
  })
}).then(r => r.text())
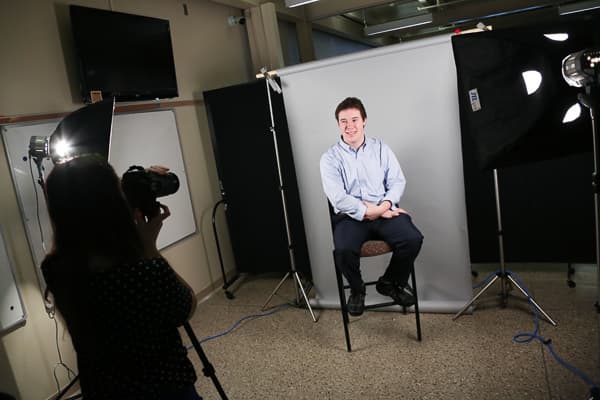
top-left (452, 14), bottom-right (600, 170)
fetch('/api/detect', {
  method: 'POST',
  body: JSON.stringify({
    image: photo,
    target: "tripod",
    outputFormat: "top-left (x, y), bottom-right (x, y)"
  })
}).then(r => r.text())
top-left (183, 322), bottom-right (228, 399)
top-left (258, 75), bottom-right (317, 322)
top-left (454, 169), bottom-right (557, 325)
top-left (54, 322), bottom-right (227, 400)
top-left (578, 86), bottom-right (600, 313)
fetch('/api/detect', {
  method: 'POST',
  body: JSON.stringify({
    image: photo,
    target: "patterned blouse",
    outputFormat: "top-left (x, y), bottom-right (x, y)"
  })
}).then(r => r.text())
top-left (42, 256), bottom-right (197, 400)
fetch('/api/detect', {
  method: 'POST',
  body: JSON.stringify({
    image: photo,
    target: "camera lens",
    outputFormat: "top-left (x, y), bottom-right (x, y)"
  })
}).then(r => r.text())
top-left (148, 171), bottom-right (179, 197)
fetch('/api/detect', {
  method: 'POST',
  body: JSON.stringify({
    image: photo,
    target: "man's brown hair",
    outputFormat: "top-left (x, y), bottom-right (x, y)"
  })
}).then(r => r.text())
top-left (335, 97), bottom-right (367, 121)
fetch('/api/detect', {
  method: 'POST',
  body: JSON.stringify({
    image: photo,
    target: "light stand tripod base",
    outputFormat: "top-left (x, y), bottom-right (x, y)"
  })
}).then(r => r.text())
top-left (453, 271), bottom-right (557, 326)
top-left (454, 169), bottom-right (557, 326)
top-left (261, 271), bottom-right (318, 322)
top-left (258, 76), bottom-right (317, 323)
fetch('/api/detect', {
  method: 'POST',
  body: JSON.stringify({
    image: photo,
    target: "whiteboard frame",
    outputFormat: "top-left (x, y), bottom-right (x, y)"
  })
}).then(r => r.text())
top-left (0, 225), bottom-right (27, 335)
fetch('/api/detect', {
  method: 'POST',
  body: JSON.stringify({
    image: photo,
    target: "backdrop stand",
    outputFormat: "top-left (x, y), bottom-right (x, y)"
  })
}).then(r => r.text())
top-left (258, 74), bottom-right (317, 322)
top-left (454, 169), bottom-right (557, 325)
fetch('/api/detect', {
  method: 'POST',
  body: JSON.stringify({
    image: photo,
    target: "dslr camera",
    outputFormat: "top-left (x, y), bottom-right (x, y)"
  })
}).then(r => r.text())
top-left (121, 165), bottom-right (179, 218)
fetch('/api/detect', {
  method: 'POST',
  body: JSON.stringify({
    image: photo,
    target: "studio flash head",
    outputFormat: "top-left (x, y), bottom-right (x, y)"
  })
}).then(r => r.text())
top-left (562, 48), bottom-right (600, 88)
top-left (28, 99), bottom-right (114, 166)
top-left (121, 166), bottom-right (180, 218)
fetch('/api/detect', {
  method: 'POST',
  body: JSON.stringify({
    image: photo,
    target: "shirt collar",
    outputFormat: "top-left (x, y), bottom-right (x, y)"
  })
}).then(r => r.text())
top-left (338, 136), bottom-right (367, 153)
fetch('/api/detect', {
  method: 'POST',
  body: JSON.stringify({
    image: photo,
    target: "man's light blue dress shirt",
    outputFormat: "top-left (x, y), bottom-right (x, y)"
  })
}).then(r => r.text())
top-left (320, 137), bottom-right (406, 221)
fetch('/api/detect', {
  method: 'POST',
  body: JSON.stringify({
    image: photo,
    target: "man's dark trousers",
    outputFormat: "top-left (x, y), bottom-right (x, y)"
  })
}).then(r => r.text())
top-left (333, 213), bottom-right (423, 293)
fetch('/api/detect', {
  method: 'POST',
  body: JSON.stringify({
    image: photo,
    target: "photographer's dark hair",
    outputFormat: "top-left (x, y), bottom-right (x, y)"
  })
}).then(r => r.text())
top-left (335, 97), bottom-right (367, 121)
top-left (45, 155), bottom-right (142, 265)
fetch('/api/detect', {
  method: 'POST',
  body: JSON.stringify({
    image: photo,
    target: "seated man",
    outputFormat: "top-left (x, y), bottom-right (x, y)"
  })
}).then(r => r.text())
top-left (320, 97), bottom-right (424, 316)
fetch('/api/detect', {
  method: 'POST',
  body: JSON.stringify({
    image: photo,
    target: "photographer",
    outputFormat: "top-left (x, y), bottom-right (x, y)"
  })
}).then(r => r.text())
top-left (41, 156), bottom-right (201, 400)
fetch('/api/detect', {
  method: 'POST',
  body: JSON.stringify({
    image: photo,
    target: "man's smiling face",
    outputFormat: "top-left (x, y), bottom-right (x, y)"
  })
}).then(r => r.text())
top-left (337, 107), bottom-right (366, 149)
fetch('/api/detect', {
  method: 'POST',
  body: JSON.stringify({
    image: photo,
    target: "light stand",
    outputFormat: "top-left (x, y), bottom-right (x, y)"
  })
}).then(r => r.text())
top-left (453, 169), bottom-right (557, 325)
top-left (561, 48), bottom-right (600, 312)
top-left (258, 75), bottom-right (317, 322)
top-left (578, 88), bottom-right (600, 312)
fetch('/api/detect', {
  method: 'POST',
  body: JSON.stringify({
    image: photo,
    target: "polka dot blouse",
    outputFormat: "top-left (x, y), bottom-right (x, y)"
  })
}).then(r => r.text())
top-left (42, 256), bottom-right (197, 400)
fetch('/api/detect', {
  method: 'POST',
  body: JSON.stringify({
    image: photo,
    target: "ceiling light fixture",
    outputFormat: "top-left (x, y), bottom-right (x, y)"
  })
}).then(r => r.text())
top-left (558, 0), bottom-right (600, 15)
top-left (364, 13), bottom-right (433, 36)
top-left (285, 0), bottom-right (319, 8)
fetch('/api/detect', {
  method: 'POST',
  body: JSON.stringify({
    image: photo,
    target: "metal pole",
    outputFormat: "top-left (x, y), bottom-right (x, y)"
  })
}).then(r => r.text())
top-left (582, 89), bottom-right (600, 310)
top-left (493, 169), bottom-right (508, 302)
top-left (261, 77), bottom-right (317, 322)
top-left (183, 322), bottom-right (228, 399)
top-left (454, 169), bottom-right (556, 324)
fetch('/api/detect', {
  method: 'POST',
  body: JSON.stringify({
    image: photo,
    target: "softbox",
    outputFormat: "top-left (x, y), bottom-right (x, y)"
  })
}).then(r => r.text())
top-left (50, 98), bottom-right (114, 162)
top-left (452, 14), bottom-right (600, 170)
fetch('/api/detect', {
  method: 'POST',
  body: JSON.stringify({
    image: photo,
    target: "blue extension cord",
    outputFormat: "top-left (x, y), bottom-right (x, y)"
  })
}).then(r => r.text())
top-left (186, 304), bottom-right (289, 349)
top-left (473, 269), bottom-right (600, 397)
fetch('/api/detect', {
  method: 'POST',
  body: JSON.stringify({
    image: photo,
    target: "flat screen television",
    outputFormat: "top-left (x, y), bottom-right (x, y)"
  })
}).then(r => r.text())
top-left (70, 5), bottom-right (179, 103)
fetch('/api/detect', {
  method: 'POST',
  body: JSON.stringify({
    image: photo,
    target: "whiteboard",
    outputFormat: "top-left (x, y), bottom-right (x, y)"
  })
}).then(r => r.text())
top-left (0, 226), bottom-right (26, 335)
top-left (278, 34), bottom-right (473, 312)
top-left (1, 109), bottom-right (196, 294)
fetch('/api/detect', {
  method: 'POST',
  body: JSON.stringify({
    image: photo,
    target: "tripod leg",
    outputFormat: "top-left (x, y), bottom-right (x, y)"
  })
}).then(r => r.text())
top-left (261, 271), bottom-right (290, 310)
top-left (183, 322), bottom-right (228, 400)
top-left (292, 271), bottom-right (317, 322)
top-left (506, 274), bottom-right (557, 326)
top-left (453, 274), bottom-right (500, 320)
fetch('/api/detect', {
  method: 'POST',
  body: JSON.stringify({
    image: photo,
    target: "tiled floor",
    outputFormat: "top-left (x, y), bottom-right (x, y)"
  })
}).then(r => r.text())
top-left (184, 264), bottom-right (599, 400)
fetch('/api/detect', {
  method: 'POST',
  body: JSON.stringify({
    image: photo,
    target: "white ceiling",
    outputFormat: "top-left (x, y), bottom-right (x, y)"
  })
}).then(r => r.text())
top-left (292, 0), bottom-right (599, 44)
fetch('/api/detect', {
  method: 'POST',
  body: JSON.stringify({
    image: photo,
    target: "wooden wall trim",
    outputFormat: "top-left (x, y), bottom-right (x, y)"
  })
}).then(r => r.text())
top-left (0, 99), bottom-right (204, 125)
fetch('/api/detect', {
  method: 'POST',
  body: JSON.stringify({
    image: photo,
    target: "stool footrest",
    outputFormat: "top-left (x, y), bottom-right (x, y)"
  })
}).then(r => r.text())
top-left (364, 301), bottom-right (397, 309)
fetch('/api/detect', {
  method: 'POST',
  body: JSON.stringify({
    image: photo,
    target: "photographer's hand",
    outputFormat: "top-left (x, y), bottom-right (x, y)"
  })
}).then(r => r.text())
top-left (148, 165), bottom-right (169, 175)
top-left (135, 204), bottom-right (198, 318)
top-left (135, 203), bottom-right (171, 259)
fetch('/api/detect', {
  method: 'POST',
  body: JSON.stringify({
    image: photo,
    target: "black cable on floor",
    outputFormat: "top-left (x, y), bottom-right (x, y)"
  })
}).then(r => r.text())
top-left (186, 304), bottom-right (289, 349)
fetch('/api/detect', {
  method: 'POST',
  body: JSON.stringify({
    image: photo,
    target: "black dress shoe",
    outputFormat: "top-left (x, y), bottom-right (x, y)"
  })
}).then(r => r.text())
top-left (375, 279), bottom-right (416, 307)
top-left (347, 289), bottom-right (365, 316)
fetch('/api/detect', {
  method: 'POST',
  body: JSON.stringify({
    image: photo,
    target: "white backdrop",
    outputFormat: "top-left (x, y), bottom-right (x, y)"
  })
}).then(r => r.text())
top-left (278, 34), bottom-right (472, 312)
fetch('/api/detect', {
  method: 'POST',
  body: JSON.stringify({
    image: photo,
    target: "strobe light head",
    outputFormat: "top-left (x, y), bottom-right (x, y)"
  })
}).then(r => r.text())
top-left (28, 99), bottom-right (114, 165)
top-left (28, 135), bottom-right (75, 164)
top-left (29, 136), bottom-right (50, 161)
top-left (562, 48), bottom-right (600, 88)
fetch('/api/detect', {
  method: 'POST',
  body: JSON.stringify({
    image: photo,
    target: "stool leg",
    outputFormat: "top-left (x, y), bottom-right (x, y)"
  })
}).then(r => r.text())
top-left (334, 252), bottom-right (352, 352)
top-left (410, 267), bottom-right (422, 341)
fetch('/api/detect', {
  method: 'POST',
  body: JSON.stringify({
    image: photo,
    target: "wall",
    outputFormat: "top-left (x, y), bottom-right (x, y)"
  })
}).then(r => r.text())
top-left (0, 0), bottom-right (252, 398)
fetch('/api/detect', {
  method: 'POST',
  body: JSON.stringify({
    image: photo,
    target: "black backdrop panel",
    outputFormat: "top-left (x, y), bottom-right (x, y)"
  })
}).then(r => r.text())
top-left (462, 134), bottom-right (595, 263)
top-left (454, 14), bottom-right (599, 263)
top-left (204, 80), bottom-right (311, 278)
top-left (452, 12), bottom-right (600, 170)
